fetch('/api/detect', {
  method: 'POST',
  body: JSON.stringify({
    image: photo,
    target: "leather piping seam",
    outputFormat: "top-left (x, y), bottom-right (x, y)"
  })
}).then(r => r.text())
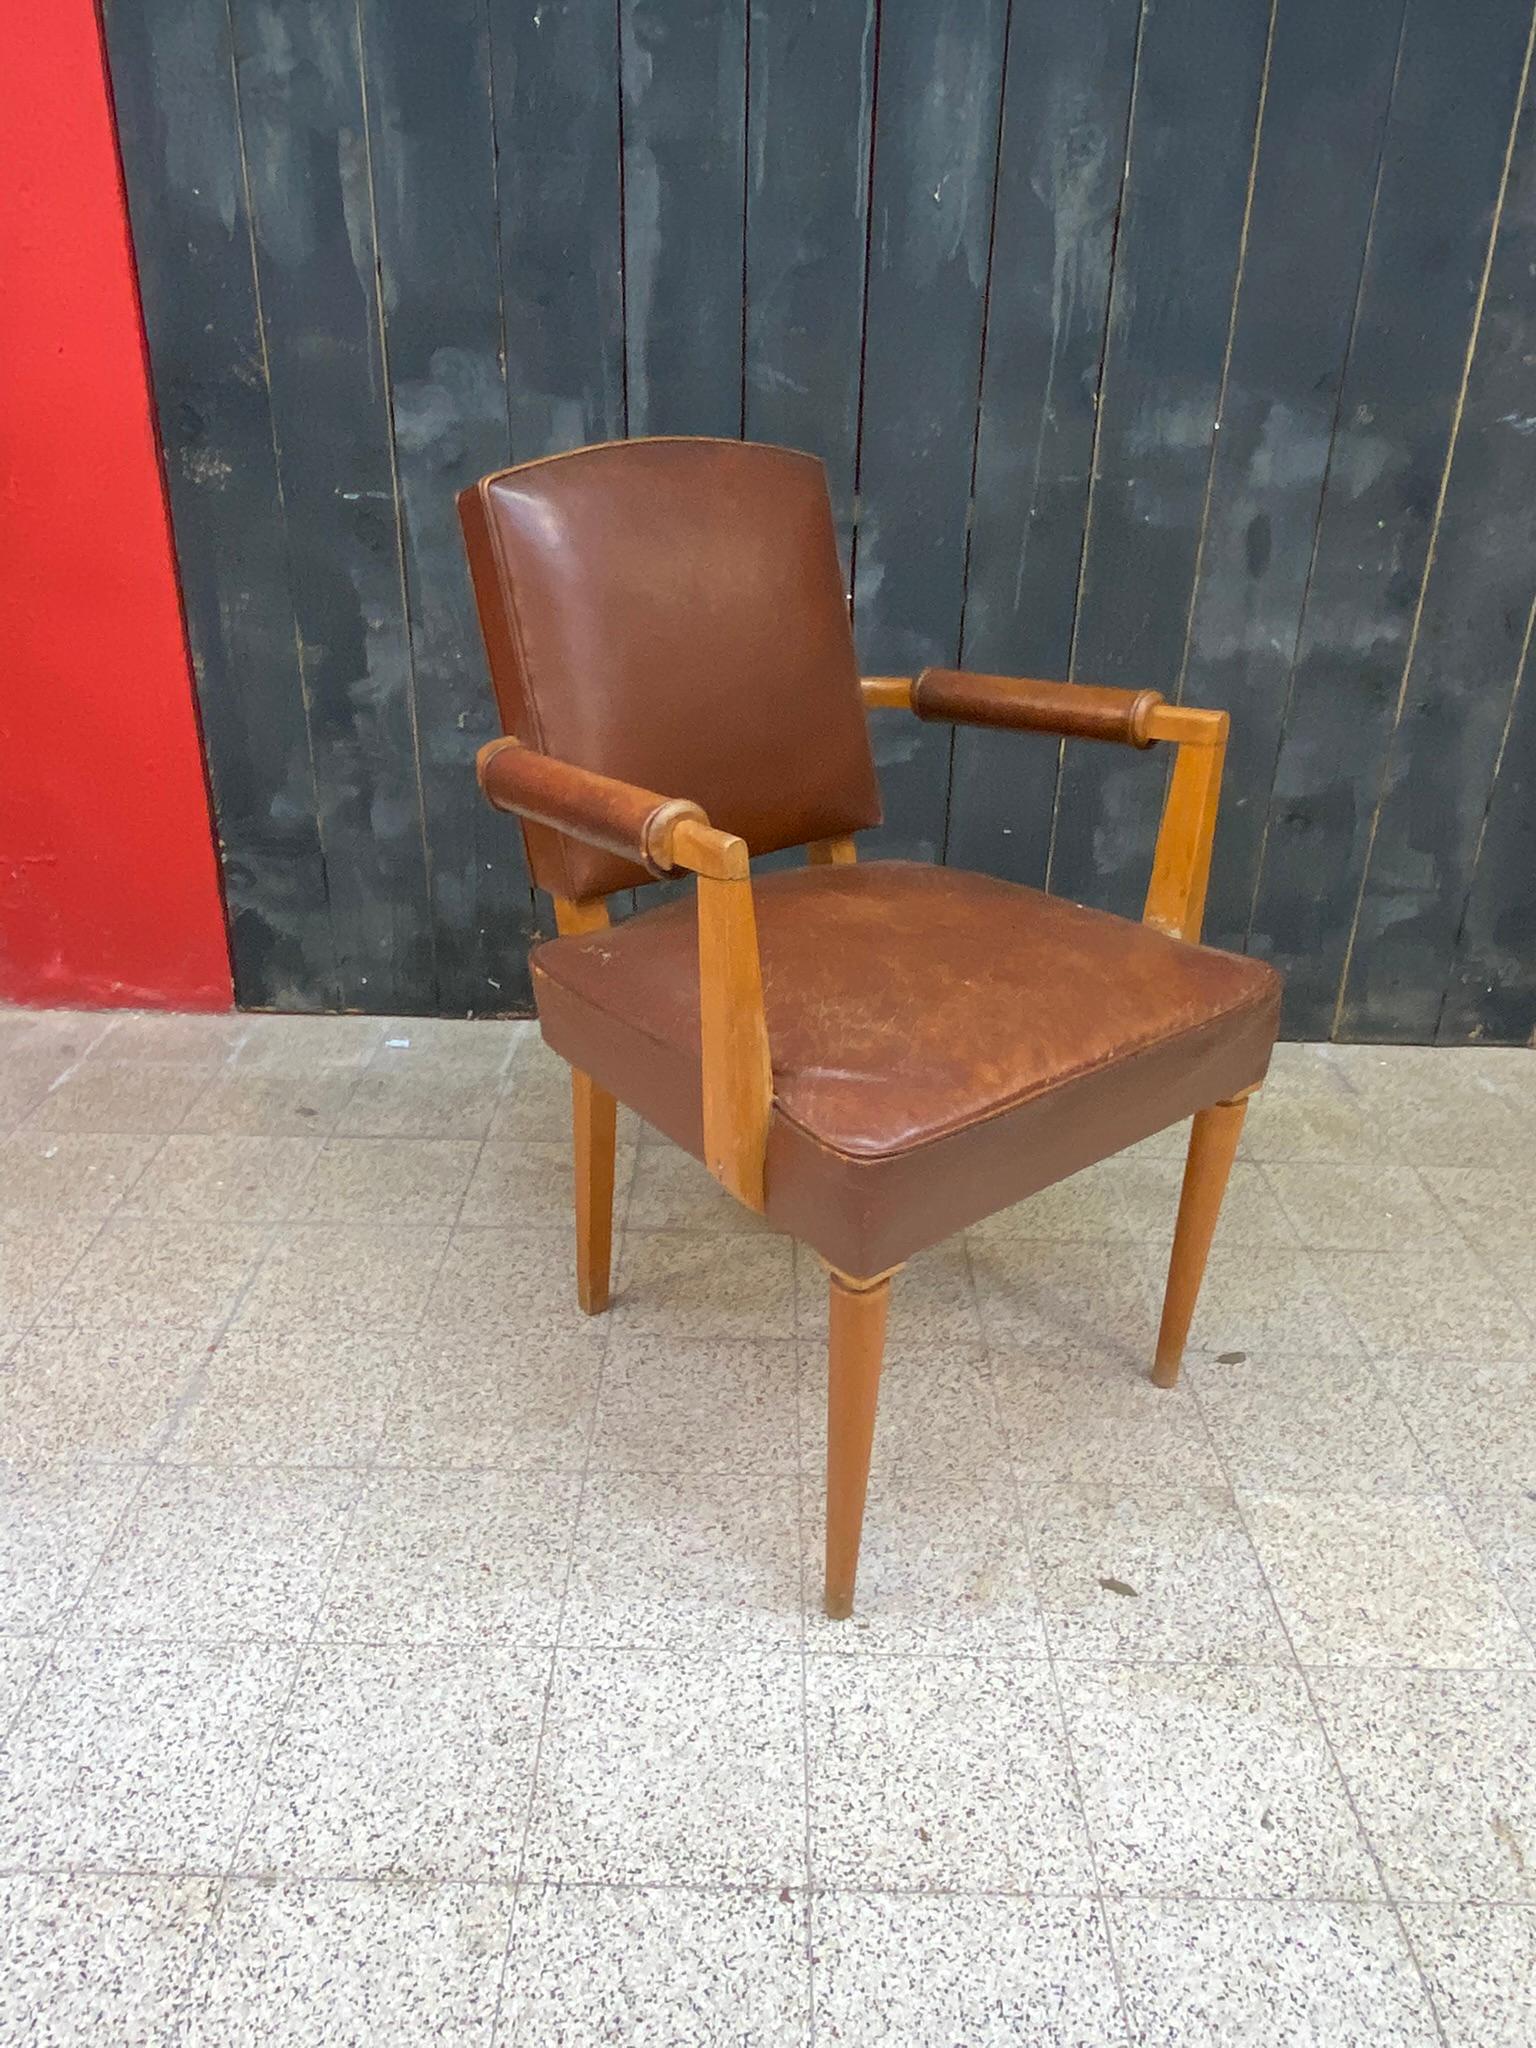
top-left (532, 947), bottom-right (1278, 1165)
top-left (767, 979), bottom-right (1280, 1161)
top-left (477, 437), bottom-right (821, 490)
top-left (479, 476), bottom-right (576, 900)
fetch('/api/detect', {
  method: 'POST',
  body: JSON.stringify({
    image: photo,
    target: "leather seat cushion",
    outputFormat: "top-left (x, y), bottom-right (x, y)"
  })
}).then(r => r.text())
top-left (533, 861), bottom-right (1282, 1275)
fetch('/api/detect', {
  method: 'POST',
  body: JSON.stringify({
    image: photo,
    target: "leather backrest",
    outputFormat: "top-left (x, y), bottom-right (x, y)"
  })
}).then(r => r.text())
top-left (459, 437), bottom-right (883, 899)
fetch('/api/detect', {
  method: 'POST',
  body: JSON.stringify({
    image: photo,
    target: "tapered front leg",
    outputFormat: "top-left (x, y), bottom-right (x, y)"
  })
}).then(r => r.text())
top-left (824, 1266), bottom-right (895, 1619)
top-left (1152, 1093), bottom-right (1250, 1388)
top-left (570, 1066), bottom-right (617, 1315)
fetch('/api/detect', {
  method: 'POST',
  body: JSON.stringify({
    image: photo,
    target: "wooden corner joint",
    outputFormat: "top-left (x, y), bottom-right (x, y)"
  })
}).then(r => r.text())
top-left (663, 813), bottom-right (752, 881)
top-left (640, 798), bottom-right (710, 873)
top-left (824, 1259), bottom-right (905, 1294)
top-left (1141, 702), bottom-right (1230, 749)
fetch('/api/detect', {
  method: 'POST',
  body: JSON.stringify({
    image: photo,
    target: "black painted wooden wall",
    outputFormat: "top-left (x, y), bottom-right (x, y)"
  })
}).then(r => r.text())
top-left (104, 0), bottom-right (1536, 1040)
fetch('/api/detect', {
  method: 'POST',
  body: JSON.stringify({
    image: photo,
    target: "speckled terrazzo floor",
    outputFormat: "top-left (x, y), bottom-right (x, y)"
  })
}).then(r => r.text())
top-left (1, 1005), bottom-right (1534, 2045)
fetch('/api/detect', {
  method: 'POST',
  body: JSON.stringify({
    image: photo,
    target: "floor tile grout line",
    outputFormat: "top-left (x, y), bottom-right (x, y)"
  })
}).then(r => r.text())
top-left (4, 1208), bottom-right (293, 1700)
top-left (253, 1110), bottom-right (335, 1226)
top-left (11, 1860), bottom-right (1512, 1910)
top-left (14, 1453), bottom-right (821, 1479)
top-left (1182, 1370), bottom-right (1462, 1515)
top-left (960, 1229), bottom-right (1138, 2046)
top-left (0, 1857), bottom-right (1528, 1907)
top-left (20, 1615), bottom-right (1535, 1673)
top-left (1252, 1154), bottom-right (1471, 1261)
top-left (3, 1189), bottom-right (312, 2009)
top-left (0, 1152), bottom-right (150, 1350)
top-left (1195, 1398), bottom-right (1456, 2047)
top-left (422, 1047), bottom-right (512, 1335)
top-left (1281, 1070), bottom-right (1536, 1269)
top-left (40, 1050), bottom-right (228, 1144)
top-left (1322, 1226), bottom-right (1536, 1362)
top-left (182, 1465), bottom-right (374, 2008)
top-left (0, 1023), bottom-right (275, 1736)
top-left (2, 1011), bottom-right (129, 1144)
top-left (199, 1099), bottom-right (416, 1887)
top-left (138, 1222), bottom-right (291, 1461)
top-left (311, 1019), bottom-right (536, 2031)
top-left (0, 1128), bottom-right (174, 1230)
top-left (1401, 1180), bottom-right (1536, 1343)
top-left (490, 1093), bottom-right (641, 2045)
top-left (93, 1009), bottom-right (256, 1065)
top-left (182, 1062), bottom-right (397, 1733)
top-left (1134, 1217), bottom-right (1378, 1372)
top-left (174, 1043), bottom-right (364, 1146)
top-left (1325, 1351), bottom-right (1536, 1672)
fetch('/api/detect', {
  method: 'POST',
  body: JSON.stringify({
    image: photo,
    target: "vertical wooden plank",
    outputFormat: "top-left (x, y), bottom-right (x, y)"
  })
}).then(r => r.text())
top-left (229, 0), bottom-right (435, 1012)
top-left (1439, 636), bottom-right (1536, 1044)
top-left (109, 0), bottom-right (1536, 1036)
top-left (101, 0), bottom-right (337, 1010)
top-left (1048, 0), bottom-right (1273, 917)
top-left (946, 0), bottom-right (1141, 886)
top-left (1340, 43), bottom-right (1536, 1040)
top-left (493, 0), bottom-right (625, 456)
top-left (621, 0), bottom-right (747, 436)
top-left (1248, 0), bottom-right (1532, 1037)
top-left (852, 0), bottom-right (1011, 862)
top-left (1185, 0), bottom-right (1406, 953)
top-left (360, 0), bottom-right (538, 1014)
top-left (744, 0), bottom-right (876, 561)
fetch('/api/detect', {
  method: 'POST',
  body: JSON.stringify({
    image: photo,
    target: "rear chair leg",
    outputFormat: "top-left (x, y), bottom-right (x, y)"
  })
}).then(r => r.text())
top-left (570, 1067), bottom-right (617, 1315)
top-left (1152, 1093), bottom-right (1251, 1388)
top-left (824, 1265), bottom-right (896, 1619)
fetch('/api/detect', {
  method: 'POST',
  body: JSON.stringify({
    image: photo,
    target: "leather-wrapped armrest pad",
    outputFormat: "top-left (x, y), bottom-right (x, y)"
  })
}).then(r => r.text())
top-left (912, 668), bottom-right (1163, 747)
top-left (476, 738), bottom-right (706, 879)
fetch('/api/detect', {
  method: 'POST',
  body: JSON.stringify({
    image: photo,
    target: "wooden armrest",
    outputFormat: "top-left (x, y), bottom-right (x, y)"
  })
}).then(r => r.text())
top-left (479, 740), bottom-right (770, 1209)
top-left (476, 735), bottom-right (705, 878)
top-left (1140, 707), bottom-right (1230, 941)
top-left (861, 674), bottom-right (1226, 749)
top-left (859, 674), bottom-right (1230, 944)
top-left (902, 668), bottom-right (1165, 746)
top-left (529, 790), bottom-right (771, 1214)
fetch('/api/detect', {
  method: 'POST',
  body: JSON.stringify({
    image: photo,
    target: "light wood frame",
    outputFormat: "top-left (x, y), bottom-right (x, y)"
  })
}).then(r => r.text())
top-left (532, 669), bottom-right (1247, 1616)
top-left (555, 815), bottom-right (771, 1216)
top-left (860, 676), bottom-right (1230, 944)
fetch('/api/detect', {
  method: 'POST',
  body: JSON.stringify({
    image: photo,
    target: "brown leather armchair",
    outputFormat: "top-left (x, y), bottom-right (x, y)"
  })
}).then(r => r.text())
top-left (460, 437), bottom-right (1280, 1618)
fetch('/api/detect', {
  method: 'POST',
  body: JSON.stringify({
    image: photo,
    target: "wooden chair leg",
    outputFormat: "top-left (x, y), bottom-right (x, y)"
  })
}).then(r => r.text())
top-left (1152, 1094), bottom-right (1250, 1388)
top-left (570, 1067), bottom-right (617, 1315)
top-left (824, 1266), bottom-right (894, 1620)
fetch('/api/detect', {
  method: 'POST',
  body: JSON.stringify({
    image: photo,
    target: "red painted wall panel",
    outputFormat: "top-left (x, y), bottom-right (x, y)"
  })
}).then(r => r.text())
top-left (0, 0), bottom-right (233, 1010)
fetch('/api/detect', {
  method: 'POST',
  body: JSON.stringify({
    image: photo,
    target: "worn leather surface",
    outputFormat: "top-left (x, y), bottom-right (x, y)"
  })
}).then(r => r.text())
top-left (913, 668), bottom-right (1162, 746)
top-left (476, 738), bottom-right (705, 879)
top-left (459, 438), bottom-right (883, 899)
top-left (534, 861), bottom-right (1282, 1275)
